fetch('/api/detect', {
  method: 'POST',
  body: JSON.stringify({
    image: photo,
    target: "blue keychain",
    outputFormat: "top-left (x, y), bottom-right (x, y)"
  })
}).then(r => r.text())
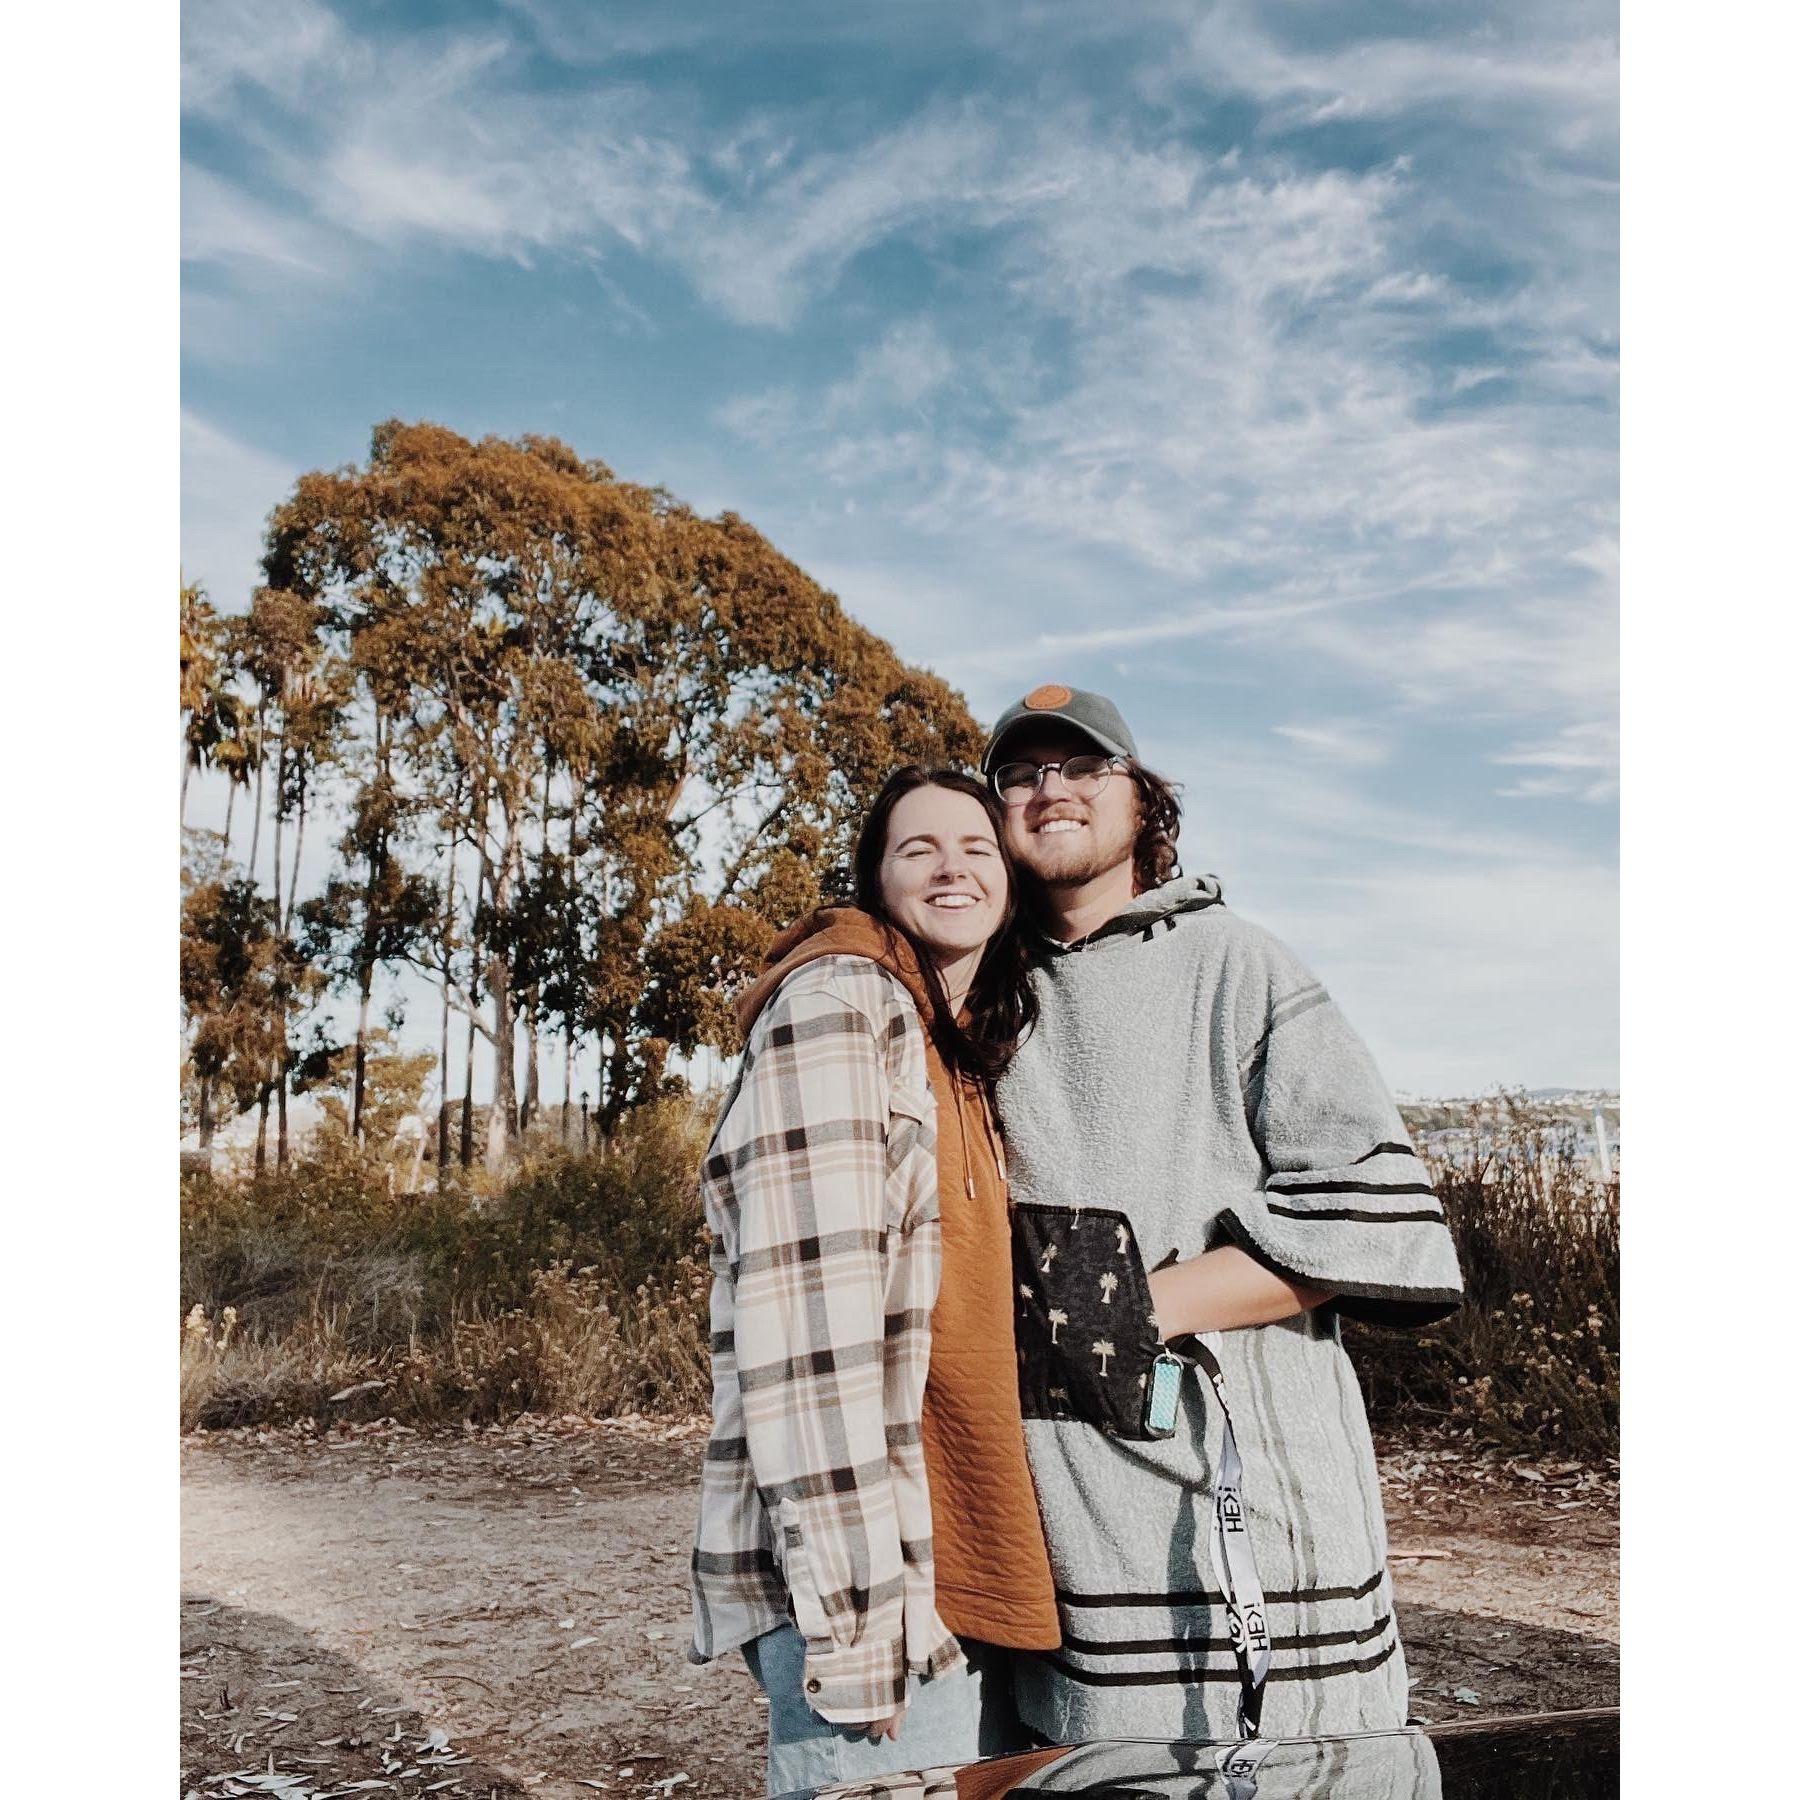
top-left (1143, 1349), bottom-right (1184, 1437)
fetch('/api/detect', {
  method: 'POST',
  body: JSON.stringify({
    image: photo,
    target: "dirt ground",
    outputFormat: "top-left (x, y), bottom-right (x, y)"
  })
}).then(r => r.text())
top-left (181, 1419), bottom-right (1617, 1799)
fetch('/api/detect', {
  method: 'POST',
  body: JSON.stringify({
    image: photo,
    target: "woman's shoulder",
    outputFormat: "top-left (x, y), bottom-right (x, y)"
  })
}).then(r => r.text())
top-left (754, 954), bottom-right (920, 1033)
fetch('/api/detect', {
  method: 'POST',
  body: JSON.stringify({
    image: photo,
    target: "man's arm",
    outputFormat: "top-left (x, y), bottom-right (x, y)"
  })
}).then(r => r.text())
top-left (1147, 1244), bottom-right (1331, 1339)
top-left (1201, 938), bottom-right (1463, 1328)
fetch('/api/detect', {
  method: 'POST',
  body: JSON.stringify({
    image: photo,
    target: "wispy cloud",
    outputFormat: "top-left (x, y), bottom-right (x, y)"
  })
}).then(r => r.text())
top-left (1273, 722), bottom-right (1393, 768)
top-left (181, 0), bottom-right (347, 116)
top-left (1157, 727), bottom-right (1618, 1089)
top-left (182, 164), bottom-right (340, 278)
top-left (181, 1), bottom-right (1617, 1083)
top-left (1166, 0), bottom-right (1618, 134)
top-left (181, 412), bottom-right (297, 602)
top-left (1492, 720), bottom-right (1619, 802)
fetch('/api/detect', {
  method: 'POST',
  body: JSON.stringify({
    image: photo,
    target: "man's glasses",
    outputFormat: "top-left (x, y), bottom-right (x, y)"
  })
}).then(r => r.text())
top-left (991, 753), bottom-right (1126, 807)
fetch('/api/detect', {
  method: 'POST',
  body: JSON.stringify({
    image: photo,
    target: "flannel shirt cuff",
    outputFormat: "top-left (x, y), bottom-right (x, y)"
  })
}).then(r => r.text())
top-left (798, 1632), bottom-right (910, 1727)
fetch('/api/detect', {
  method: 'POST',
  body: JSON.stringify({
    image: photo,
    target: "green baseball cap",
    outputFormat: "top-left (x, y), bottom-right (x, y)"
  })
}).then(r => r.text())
top-left (981, 684), bottom-right (1140, 775)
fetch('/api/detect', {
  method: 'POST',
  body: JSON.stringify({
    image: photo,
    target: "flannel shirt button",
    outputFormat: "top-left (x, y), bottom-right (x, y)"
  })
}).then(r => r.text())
top-left (805, 1678), bottom-right (822, 1694)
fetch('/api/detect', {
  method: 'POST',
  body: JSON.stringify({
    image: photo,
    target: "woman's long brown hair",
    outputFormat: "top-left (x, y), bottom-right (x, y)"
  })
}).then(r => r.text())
top-left (851, 766), bottom-right (1039, 1083)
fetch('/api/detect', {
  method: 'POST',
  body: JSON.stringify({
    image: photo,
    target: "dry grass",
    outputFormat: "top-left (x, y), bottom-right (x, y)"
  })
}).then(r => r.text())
top-left (1345, 1099), bottom-right (1619, 1460)
top-left (182, 1091), bottom-right (1619, 1459)
top-left (180, 1098), bottom-right (715, 1431)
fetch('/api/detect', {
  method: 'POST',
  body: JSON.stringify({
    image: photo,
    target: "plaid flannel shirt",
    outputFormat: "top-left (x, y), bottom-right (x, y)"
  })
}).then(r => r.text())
top-left (688, 956), bottom-right (965, 1724)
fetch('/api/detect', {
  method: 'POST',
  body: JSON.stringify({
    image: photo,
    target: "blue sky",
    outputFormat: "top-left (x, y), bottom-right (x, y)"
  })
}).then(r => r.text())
top-left (181, 0), bottom-right (1618, 1096)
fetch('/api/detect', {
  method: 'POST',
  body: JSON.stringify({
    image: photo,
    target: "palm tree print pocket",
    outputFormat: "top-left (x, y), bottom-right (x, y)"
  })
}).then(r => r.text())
top-left (1012, 1202), bottom-right (1169, 1439)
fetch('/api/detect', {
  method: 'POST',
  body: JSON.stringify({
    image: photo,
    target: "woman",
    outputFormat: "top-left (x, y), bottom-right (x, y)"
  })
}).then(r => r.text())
top-left (688, 767), bottom-right (1060, 1796)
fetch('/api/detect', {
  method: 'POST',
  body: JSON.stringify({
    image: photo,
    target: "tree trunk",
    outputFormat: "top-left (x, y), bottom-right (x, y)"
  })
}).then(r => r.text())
top-left (561, 1030), bottom-right (573, 1146)
top-left (275, 751), bottom-right (299, 1172)
top-left (198, 1074), bottom-right (215, 1152)
top-left (271, 731), bottom-right (287, 913)
top-left (601, 1035), bottom-right (633, 1142)
top-left (352, 715), bottom-right (392, 1145)
top-left (437, 814), bottom-right (458, 1181)
top-left (255, 1080), bottom-right (271, 1173)
top-left (485, 953), bottom-right (516, 1170)
top-left (483, 789), bottom-right (520, 1170)
top-left (276, 1053), bottom-right (288, 1168)
top-left (517, 749), bottom-right (550, 1141)
top-left (521, 995), bottom-right (541, 1133)
top-left (352, 969), bottom-right (374, 1144)
top-left (437, 986), bottom-right (452, 1179)
top-left (223, 780), bottom-right (237, 855)
top-left (460, 1006), bottom-right (476, 1168)
top-left (181, 743), bottom-right (192, 825)
top-left (285, 785), bottom-right (308, 926)
top-left (247, 701), bottom-right (267, 882)
top-left (462, 775), bottom-right (491, 1170)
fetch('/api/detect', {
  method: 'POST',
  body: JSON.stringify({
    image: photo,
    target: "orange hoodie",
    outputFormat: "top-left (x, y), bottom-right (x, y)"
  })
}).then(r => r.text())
top-left (737, 908), bottom-right (1060, 1651)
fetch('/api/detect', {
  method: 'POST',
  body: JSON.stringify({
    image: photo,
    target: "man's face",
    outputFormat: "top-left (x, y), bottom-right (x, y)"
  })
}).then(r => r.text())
top-left (995, 729), bottom-right (1140, 889)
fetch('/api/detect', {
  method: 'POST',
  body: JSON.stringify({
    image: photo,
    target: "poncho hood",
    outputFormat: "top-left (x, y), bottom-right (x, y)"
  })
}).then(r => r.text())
top-left (1047, 871), bottom-right (1225, 952)
top-left (735, 906), bottom-right (934, 1037)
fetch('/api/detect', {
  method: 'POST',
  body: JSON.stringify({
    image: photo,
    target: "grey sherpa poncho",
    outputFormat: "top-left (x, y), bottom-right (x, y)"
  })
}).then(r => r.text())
top-left (994, 875), bottom-right (1464, 1744)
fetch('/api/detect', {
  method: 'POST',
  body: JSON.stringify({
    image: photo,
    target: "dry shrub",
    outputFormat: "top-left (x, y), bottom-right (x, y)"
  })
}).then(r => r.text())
top-left (1344, 1099), bottom-right (1620, 1460)
top-left (184, 1089), bottom-right (1620, 1459)
top-left (181, 1097), bottom-right (715, 1431)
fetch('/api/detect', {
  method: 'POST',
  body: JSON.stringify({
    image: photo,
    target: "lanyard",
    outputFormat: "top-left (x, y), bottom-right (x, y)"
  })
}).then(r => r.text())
top-left (1184, 1333), bottom-right (1272, 1740)
top-left (1212, 1735), bottom-right (1279, 1800)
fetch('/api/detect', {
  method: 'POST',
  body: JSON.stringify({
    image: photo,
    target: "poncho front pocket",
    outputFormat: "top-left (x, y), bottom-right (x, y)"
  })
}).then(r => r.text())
top-left (1012, 1203), bottom-right (1167, 1438)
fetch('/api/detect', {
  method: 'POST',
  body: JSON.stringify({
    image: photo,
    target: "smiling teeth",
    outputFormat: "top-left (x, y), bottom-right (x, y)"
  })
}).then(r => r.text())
top-left (1039, 820), bottom-right (1083, 834)
top-left (927, 895), bottom-right (977, 908)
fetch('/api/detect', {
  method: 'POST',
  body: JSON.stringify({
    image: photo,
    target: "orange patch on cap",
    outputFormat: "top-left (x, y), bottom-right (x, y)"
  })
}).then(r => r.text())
top-left (1024, 683), bottom-right (1074, 710)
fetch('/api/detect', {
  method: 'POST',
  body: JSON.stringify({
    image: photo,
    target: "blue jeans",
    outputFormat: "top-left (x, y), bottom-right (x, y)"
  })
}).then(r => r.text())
top-left (742, 1622), bottom-right (1031, 1796)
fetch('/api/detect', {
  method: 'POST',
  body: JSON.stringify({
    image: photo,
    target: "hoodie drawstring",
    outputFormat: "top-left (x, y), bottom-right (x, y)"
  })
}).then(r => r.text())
top-left (952, 1075), bottom-right (1009, 1202)
top-left (952, 1078), bottom-right (977, 1200)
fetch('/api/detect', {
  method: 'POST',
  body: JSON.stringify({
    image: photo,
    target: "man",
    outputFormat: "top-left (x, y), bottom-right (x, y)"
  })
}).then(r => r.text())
top-left (984, 684), bottom-right (1464, 1746)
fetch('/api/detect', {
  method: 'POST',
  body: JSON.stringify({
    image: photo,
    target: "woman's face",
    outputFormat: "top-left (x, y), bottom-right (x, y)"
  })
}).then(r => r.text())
top-left (878, 785), bottom-right (1009, 964)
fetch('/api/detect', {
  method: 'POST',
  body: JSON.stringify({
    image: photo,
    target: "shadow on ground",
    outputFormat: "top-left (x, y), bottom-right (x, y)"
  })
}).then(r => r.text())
top-left (182, 1590), bottom-right (531, 1796)
top-left (1394, 1603), bottom-right (1618, 1722)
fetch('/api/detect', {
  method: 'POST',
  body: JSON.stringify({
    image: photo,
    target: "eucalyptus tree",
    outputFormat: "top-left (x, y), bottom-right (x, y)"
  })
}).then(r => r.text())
top-left (180, 583), bottom-right (252, 830)
top-left (222, 588), bottom-right (350, 1162)
top-left (261, 421), bottom-right (981, 1163)
top-left (180, 874), bottom-right (286, 1159)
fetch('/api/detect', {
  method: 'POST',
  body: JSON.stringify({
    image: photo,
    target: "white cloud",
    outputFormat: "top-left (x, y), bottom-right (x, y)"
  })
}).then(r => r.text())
top-left (1258, 858), bottom-right (1618, 1094)
top-left (180, 412), bottom-right (297, 603)
top-left (824, 319), bottom-right (958, 418)
top-left (182, 164), bottom-right (340, 277)
top-left (1492, 719), bottom-right (1619, 802)
top-left (1169, 0), bottom-right (1618, 134)
top-left (710, 109), bottom-right (1614, 748)
top-left (1158, 730), bottom-right (1617, 1089)
top-left (1272, 721), bottom-right (1393, 768)
top-left (177, 2), bottom-right (1617, 1084)
top-left (181, 0), bottom-right (346, 115)
top-left (680, 107), bottom-right (1013, 328)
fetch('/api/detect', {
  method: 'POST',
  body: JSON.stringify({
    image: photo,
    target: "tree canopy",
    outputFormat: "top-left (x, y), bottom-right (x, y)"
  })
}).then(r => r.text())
top-left (181, 421), bottom-right (982, 1168)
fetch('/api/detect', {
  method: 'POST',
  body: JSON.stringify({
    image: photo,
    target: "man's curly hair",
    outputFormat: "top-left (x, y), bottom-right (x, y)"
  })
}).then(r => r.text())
top-left (1126, 760), bottom-right (1184, 890)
